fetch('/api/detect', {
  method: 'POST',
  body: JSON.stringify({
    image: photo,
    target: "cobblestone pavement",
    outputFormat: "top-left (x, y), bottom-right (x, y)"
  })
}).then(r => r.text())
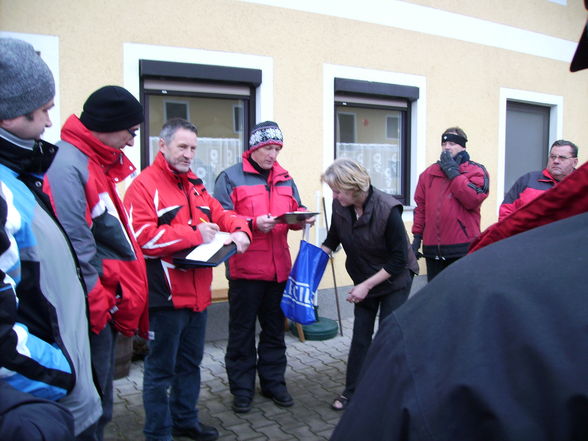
top-left (105, 317), bottom-right (355, 441)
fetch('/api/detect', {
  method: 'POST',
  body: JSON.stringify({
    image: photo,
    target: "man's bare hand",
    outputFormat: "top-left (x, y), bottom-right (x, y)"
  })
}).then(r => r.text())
top-left (197, 221), bottom-right (220, 243)
top-left (256, 214), bottom-right (278, 234)
top-left (228, 231), bottom-right (251, 253)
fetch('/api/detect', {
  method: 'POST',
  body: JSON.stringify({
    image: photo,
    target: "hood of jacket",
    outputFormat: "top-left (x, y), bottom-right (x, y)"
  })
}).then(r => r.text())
top-left (60, 115), bottom-right (136, 183)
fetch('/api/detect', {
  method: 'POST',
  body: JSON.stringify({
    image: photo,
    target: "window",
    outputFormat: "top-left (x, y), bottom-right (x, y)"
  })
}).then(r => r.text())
top-left (164, 100), bottom-right (189, 121)
top-left (139, 60), bottom-right (261, 193)
top-left (386, 114), bottom-right (400, 140)
top-left (334, 79), bottom-right (419, 204)
top-left (233, 104), bottom-right (243, 134)
top-left (337, 112), bottom-right (356, 143)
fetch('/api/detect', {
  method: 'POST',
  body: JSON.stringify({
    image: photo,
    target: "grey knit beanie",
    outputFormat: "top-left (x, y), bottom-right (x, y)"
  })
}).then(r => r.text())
top-left (0, 38), bottom-right (55, 120)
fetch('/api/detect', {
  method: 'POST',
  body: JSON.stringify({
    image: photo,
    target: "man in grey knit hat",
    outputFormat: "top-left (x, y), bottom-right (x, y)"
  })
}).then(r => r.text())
top-left (0, 37), bottom-right (102, 440)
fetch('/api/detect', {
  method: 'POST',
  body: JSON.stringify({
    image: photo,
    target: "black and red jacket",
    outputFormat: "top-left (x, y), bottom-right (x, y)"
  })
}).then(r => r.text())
top-left (412, 155), bottom-right (489, 259)
top-left (499, 168), bottom-right (558, 221)
top-left (44, 115), bottom-right (149, 337)
top-left (470, 161), bottom-right (588, 253)
top-left (213, 150), bottom-right (305, 282)
top-left (124, 153), bottom-right (251, 312)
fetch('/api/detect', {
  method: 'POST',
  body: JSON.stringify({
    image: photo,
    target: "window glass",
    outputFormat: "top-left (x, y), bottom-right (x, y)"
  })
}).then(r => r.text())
top-left (144, 91), bottom-right (248, 193)
top-left (335, 101), bottom-right (405, 199)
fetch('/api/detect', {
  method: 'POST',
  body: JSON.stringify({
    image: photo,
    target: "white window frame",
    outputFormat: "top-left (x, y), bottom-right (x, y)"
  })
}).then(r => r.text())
top-left (498, 88), bottom-right (563, 213)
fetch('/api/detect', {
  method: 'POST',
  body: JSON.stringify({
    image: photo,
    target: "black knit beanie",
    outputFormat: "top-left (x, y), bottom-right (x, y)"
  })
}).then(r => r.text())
top-left (80, 85), bottom-right (144, 132)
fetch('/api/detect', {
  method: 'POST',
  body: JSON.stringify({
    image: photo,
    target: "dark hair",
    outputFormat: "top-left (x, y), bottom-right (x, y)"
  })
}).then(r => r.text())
top-left (551, 139), bottom-right (578, 158)
top-left (160, 118), bottom-right (198, 144)
top-left (442, 126), bottom-right (468, 142)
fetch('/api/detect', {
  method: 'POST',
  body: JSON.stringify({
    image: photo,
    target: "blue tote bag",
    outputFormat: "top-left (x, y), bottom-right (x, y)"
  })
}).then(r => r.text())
top-left (281, 227), bottom-right (329, 325)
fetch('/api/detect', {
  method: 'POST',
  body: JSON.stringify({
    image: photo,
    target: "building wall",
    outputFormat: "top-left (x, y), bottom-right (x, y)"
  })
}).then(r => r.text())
top-left (2, 0), bottom-right (586, 294)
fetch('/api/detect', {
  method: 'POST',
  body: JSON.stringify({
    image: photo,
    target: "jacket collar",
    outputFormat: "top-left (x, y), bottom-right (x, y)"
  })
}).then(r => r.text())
top-left (61, 115), bottom-right (136, 182)
top-left (0, 127), bottom-right (58, 176)
top-left (241, 149), bottom-right (289, 183)
top-left (540, 168), bottom-right (559, 184)
top-left (153, 151), bottom-right (201, 185)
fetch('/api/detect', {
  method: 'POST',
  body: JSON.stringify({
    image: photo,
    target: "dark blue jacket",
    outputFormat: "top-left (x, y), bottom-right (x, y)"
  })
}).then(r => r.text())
top-left (0, 382), bottom-right (74, 441)
top-left (331, 211), bottom-right (588, 441)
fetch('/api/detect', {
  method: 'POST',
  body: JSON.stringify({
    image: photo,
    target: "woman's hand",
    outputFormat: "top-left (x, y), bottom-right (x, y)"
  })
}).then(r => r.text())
top-left (347, 283), bottom-right (369, 304)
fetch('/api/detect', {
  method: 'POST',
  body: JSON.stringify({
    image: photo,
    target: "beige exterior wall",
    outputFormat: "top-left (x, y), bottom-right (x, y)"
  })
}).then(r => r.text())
top-left (2, 0), bottom-right (586, 297)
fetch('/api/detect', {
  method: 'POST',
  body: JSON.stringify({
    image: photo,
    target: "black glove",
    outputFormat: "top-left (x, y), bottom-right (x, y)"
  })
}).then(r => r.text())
top-left (438, 150), bottom-right (461, 180)
top-left (411, 234), bottom-right (423, 259)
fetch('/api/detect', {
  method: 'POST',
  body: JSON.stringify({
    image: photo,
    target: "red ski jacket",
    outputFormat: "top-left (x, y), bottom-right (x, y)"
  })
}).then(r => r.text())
top-left (412, 158), bottom-right (489, 258)
top-left (213, 151), bottom-right (305, 282)
top-left (124, 152), bottom-right (250, 312)
top-left (44, 115), bottom-right (148, 337)
top-left (499, 169), bottom-right (558, 221)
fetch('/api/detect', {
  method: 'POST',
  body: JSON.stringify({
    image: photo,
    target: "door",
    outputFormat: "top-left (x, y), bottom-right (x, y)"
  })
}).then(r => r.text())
top-left (504, 101), bottom-right (550, 194)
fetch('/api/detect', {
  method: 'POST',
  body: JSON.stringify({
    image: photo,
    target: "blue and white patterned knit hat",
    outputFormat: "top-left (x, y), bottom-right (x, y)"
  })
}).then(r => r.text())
top-left (249, 121), bottom-right (283, 151)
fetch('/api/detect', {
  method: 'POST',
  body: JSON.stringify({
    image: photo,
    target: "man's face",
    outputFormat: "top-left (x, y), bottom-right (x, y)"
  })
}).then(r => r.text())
top-left (547, 144), bottom-right (578, 181)
top-left (95, 124), bottom-right (140, 151)
top-left (0, 100), bottom-right (54, 140)
top-left (250, 144), bottom-right (282, 170)
top-left (441, 137), bottom-right (466, 158)
top-left (160, 128), bottom-right (197, 173)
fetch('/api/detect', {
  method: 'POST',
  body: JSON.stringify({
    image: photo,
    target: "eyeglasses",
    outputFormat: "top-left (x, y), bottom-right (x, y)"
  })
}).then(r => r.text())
top-left (549, 154), bottom-right (575, 161)
top-left (127, 128), bottom-right (138, 138)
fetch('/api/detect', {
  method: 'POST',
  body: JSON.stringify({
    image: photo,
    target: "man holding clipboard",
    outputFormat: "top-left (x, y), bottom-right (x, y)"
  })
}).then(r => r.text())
top-left (214, 121), bottom-right (314, 414)
top-left (124, 118), bottom-right (251, 441)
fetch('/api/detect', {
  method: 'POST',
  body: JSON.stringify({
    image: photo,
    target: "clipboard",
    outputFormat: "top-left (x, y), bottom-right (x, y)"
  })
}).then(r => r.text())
top-left (173, 232), bottom-right (237, 268)
top-left (275, 211), bottom-right (319, 224)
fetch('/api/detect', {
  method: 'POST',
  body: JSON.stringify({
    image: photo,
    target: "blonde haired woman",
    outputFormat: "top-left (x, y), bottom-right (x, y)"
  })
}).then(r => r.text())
top-left (320, 158), bottom-right (418, 411)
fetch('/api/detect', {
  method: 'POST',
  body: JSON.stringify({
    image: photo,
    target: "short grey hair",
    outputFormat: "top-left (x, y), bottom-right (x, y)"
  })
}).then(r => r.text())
top-left (160, 118), bottom-right (198, 144)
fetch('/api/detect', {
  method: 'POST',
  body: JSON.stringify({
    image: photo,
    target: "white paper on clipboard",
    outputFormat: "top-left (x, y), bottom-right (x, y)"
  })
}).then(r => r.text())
top-left (185, 232), bottom-right (231, 262)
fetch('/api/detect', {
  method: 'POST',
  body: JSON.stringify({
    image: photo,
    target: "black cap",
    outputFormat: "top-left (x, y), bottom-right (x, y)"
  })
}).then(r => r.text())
top-left (80, 85), bottom-right (144, 132)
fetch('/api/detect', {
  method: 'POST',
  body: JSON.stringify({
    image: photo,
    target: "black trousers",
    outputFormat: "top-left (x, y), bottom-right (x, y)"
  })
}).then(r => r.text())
top-left (425, 256), bottom-right (461, 282)
top-left (225, 279), bottom-right (287, 399)
top-left (343, 281), bottom-right (412, 399)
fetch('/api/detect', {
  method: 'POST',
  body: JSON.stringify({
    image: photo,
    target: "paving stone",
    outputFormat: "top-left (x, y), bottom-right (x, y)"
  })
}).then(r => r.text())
top-left (107, 317), bottom-right (361, 440)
